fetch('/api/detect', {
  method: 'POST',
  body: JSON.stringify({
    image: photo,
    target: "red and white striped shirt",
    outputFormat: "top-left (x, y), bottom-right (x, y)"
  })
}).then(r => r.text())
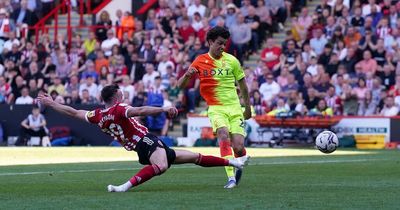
top-left (85, 103), bottom-right (148, 151)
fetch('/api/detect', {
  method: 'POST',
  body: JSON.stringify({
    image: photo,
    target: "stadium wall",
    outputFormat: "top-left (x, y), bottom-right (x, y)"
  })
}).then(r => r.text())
top-left (0, 104), bottom-right (113, 146)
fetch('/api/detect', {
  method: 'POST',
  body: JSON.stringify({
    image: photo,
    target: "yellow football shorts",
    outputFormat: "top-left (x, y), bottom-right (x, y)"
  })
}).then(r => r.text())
top-left (207, 104), bottom-right (245, 136)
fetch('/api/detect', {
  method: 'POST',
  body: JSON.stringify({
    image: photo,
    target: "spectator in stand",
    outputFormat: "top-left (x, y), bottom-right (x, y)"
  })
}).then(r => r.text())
top-left (357, 50), bottom-right (378, 75)
top-left (157, 50), bottom-right (175, 76)
top-left (9, 75), bottom-right (24, 103)
top-left (376, 18), bottom-right (391, 39)
top-left (64, 75), bottom-right (79, 97)
top-left (138, 39), bottom-right (156, 64)
top-left (261, 38), bottom-right (281, 70)
top-left (310, 28), bottom-right (328, 55)
top-left (267, 97), bottom-right (289, 116)
top-left (255, 0), bottom-right (273, 37)
top-left (110, 55), bottom-right (128, 79)
top-left (388, 5), bottom-right (398, 29)
top-left (25, 62), bottom-right (44, 89)
top-left (142, 63), bottom-right (160, 90)
top-left (119, 75), bottom-right (135, 103)
top-left (79, 76), bottom-right (97, 99)
top-left (191, 12), bottom-right (203, 32)
top-left (244, 6), bottom-right (261, 54)
top-left (145, 9), bottom-right (157, 31)
top-left (82, 31), bottom-right (98, 59)
top-left (378, 63), bottom-right (395, 90)
top-left (280, 73), bottom-right (299, 98)
top-left (325, 85), bottom-right (342, 115)
top-left (265, 0), bottom-right (287, 30)
top-left (223, 3), bottom-right (237, 29)
top-left (283, 39), bottom-right (298, 66)
top-left (369, 5), bottom-right (383, 28)
top-left (344, 26), bottom-right (362, 48)
top-left (259, 73), bottom-right (281, 106)
top-left (315, 0), bottom-right (332, 16)
top-left (353, 77), bottom-right (369, 102)
top-left (351, 7), bottom-right (365, 28)
top-left (304, 88), bottom-right (320, 111)
top-left (47, 77), bottom-right (65, 96)
top-left (15, 86), bottom-right (33, 104)
top-left (358, 90), bottom-right (377, 116)
top-left (380, 96), bottom-right (399, 116)
top-left (309, 99), bottom-right (333, 116)
top-left (341, 83), bottom-right (359, 116)
top-left (187, 0), bottom-right (206, 18)
top-left (178, 17), bottom-right (195, 43)
top-left (0, 76), bottom-right (11, 103)
top-left (188, 38), bottom-right (207, 62)
top-left (0, 8), bottom-right (13, 40)
top-left (27, 79), bottom-right (38, 98)
top-left (55, 52), bottom-right (72, 81)
top-left (11, 0), bottom-right (37, 34)
top-left (101, 29), bottom-right (120, 57)
top-left (229, 14), bottom-right (251, 64)
top-left (117, 11), bottom-right (135, 40)
top-left (128, 52), bottom-right (145, 83)
top-left (96, 11), bottom-right (112, 42)
top-left (81, 60), bottom-right (99, 81)
top-left (80, 89), bottom-right (98, 105)
top-left (362, 0), bottom-right (381, 17)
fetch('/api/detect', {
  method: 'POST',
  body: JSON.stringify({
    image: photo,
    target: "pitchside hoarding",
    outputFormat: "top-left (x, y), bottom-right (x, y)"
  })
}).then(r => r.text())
top-left (187, 116), bottom-right (392, 144)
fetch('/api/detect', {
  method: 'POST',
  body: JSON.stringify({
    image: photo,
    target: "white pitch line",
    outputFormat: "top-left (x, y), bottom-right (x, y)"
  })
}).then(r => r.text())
top-left (0, 158), bottom-right (388, 177)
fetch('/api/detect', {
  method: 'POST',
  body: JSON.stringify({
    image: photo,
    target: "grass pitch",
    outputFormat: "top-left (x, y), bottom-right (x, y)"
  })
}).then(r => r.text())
top-left (0, 147), bottom-right (399, 210)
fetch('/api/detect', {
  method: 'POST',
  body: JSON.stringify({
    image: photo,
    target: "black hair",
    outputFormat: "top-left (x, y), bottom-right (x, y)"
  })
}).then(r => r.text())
top-left (101, 84), bottom-right (119, 103)
top-left (206, 26), bottom-right (230, 42)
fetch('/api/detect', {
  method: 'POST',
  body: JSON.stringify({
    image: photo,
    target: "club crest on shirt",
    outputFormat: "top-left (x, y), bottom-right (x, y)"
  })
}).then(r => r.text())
top-left (87, 111), bottom-right (95, 118)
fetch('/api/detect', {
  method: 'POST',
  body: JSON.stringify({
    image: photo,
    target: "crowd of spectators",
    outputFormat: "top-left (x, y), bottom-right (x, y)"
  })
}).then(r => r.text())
top-left (1, 0), bottom-right (400, 138)
top-left (252, 0), bottom-right (400, 117)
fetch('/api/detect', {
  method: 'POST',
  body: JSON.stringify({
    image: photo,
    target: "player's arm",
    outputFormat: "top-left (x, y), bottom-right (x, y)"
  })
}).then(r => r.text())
top-left (238, 78), bottom-right (252, 120)
top-left (37, 94), bottom-right (88, 121)
top-left (177, 67), bottom-right (197, 89)
top-left (126, 106), bottom-right (178, 118)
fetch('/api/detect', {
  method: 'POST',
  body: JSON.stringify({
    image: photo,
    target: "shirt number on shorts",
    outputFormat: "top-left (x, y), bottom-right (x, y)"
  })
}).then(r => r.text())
top-left (143, 137), bottom-right (154, 146)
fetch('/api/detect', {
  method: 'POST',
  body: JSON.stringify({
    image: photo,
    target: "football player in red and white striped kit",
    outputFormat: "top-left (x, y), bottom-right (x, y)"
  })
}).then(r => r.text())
top-left (37, 84), bottom-right (249, 192)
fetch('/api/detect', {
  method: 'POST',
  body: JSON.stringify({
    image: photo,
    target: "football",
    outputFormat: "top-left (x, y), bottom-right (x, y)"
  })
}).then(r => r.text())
top-left (315, 130), bottom-right (339, 154)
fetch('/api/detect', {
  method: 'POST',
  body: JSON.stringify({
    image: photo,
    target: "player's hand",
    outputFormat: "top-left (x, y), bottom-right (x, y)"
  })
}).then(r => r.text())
top-left (186, 67), bottom-right (198, 78)
top-left (163, 106), bottom-right (179, 118)
top-left (243, 106), bottom-right (252, 120)
top-left (36, 94), bottom-right (54, 106)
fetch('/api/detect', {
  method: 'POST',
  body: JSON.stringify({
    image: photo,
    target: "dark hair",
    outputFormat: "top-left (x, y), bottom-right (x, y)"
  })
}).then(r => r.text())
top-left (101, 84), bottom-right (119, 103)
top-left (324, 43), bottom-right (333, 49)
top-left (206, 26), bottom-right (230, 42)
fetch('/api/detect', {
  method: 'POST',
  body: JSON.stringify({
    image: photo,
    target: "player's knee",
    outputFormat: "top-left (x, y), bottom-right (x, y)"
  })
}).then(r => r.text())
top-left (217, 129), bottom-right (229, 141)
top-left (156, 163), bottom-right (168, 174)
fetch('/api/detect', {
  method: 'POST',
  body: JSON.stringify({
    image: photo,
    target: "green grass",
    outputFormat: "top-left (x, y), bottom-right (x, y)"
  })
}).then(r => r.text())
top-left (0, 149), bottom-right (399, 210)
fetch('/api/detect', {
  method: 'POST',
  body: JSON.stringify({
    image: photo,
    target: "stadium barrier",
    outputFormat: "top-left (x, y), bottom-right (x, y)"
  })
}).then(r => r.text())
top-left (186, 114), bottom-right (400, 147)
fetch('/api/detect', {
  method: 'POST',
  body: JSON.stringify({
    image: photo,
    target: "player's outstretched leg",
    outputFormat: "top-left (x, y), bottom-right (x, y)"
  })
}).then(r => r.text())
top-left (173, 149), bottom-right (250, 169)
top-left (108, 147), bottom-right (168, 192)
